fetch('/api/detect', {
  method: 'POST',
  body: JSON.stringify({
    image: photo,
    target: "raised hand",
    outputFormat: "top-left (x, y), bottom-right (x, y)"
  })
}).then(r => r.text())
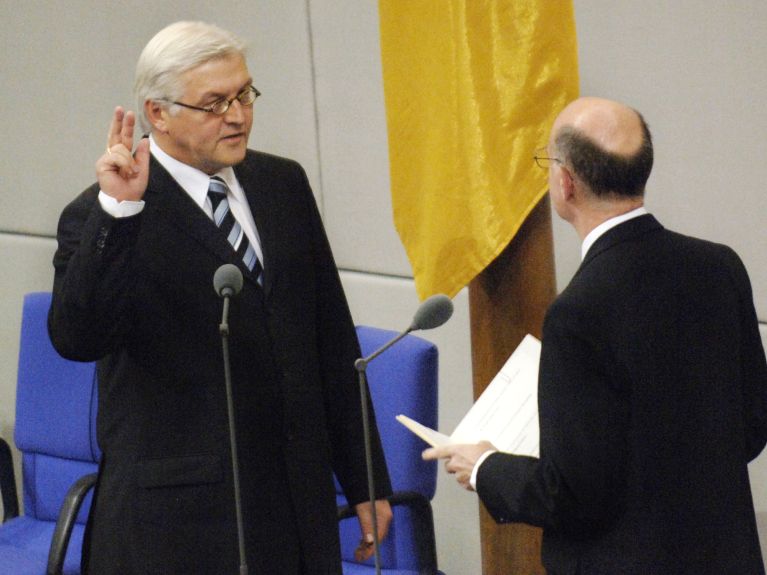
top-left (96, 107), bottom-right (150, 202)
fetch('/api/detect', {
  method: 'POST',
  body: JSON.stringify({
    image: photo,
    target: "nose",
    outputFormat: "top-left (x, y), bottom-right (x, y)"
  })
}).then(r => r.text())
top-left (223, 98), bottom-right (246, 123)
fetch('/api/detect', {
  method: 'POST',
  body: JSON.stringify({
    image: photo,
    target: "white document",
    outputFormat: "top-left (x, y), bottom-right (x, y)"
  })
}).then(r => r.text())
top-left (397, 334), bottom-right (541, 457)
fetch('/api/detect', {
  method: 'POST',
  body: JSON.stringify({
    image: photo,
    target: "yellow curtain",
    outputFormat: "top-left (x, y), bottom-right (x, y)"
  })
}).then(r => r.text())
top-left (379, 0), bottom-right (579, 299)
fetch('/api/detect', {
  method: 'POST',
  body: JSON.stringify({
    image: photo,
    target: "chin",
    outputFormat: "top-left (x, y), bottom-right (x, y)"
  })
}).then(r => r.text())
top-left (216, 149), bottom-right (247, 170)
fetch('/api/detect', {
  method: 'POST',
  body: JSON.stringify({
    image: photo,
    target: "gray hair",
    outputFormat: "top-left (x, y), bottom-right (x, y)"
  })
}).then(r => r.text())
top-left (554, 113), bottom-right (653, 199)
top-left (134, 21), bottom-right (247, 133)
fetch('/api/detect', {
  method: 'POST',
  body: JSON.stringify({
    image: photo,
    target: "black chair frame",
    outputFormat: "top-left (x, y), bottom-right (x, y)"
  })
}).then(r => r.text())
top-left (0, 436), bottom-right (98, 575)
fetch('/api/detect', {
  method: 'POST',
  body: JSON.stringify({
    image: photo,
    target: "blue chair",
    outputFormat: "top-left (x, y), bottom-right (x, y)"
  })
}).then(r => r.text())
top-left (337, 325), bottom-right (444, 575)
top-left (0, 292), bottom-right (99, 575)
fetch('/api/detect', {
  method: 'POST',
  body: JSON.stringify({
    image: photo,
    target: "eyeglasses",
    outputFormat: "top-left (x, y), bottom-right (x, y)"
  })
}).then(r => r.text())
top-left (162, 85), bottom-right (261, 115)
top-left (533, 147), bottom-right (563, 169)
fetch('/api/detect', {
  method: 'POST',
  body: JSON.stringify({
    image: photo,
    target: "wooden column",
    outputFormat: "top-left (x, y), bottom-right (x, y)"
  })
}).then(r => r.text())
top-left (468, 195), bottom-right (557, 575)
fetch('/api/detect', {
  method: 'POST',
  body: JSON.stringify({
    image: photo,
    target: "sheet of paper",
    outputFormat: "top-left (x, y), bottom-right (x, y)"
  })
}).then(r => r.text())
top-left (395, 414), bottom-right (452, 447)
top-left (396, 334), bottom-right (541, 457)
top-left (451, 334), bottom-right (540, 457)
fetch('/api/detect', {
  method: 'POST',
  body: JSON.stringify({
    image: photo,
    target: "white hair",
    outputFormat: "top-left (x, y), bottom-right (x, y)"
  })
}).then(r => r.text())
top-left (134, 21), bottom-right (248, 133)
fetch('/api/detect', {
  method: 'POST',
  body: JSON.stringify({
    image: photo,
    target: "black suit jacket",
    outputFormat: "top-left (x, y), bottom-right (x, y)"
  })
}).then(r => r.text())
top-left (48, 151), bottom-right (391, 574)
top-left (477, 215), bottom-right (767, 574)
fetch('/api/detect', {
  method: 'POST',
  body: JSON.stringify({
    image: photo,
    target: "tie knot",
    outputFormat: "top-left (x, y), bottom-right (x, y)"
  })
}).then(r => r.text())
top-left (208, 176), bottom-right (228, 197)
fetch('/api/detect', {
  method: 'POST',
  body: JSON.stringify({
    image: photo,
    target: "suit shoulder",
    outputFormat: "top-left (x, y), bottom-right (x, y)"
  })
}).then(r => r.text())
top-left (663, 229), bottom-right (743, 267)
top-left (243, 149), bottom-right (305, 174)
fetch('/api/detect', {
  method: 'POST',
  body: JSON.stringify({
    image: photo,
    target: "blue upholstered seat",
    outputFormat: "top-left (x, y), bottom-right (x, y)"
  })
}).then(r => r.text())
top-left (337, 325), bottom-right (444, 574)
top-left (0, 292), bottom-right (99, 575)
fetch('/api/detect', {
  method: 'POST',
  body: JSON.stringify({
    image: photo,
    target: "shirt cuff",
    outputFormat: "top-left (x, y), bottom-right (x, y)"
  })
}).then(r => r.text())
top-left (470, 449), bottom-right (497, 490)
top-left (98, 191), bottom-right (145, 218)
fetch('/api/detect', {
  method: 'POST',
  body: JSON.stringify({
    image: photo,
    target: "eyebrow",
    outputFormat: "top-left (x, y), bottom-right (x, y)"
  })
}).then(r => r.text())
top-left (198, 79), bottom-right (254, 104)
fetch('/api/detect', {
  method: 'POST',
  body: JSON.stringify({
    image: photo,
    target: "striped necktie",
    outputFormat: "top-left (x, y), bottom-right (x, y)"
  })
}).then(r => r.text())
top-left (207, 176), bottom-right (263, 284)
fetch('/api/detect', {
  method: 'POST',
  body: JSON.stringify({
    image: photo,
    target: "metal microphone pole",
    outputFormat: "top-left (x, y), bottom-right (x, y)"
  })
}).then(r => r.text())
top-left (351, 294), bottom-right (453, 575)
top-left (218, 287), bottom-right (248, 575)
top-left (353, 329), bottom-right (411, 575)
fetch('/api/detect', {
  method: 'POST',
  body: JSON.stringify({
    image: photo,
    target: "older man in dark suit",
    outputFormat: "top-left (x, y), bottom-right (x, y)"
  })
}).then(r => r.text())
top-left (426, 97), bottom-right (767, 574)
top-left (48, 21), bottom-right (391, 575)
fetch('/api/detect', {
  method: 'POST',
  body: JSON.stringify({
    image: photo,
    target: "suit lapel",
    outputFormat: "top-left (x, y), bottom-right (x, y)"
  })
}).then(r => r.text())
top-left (144, 156), bottom-right (243, 271)
top-left (234, 154), bottom-right (276, 298)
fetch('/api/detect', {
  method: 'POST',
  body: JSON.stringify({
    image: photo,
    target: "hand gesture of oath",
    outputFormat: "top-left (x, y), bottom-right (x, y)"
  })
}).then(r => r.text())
top-left (96, 107), bottom-right (151, 202)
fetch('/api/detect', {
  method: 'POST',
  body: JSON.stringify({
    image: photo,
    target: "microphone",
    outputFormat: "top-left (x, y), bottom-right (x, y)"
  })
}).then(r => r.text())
top-left (353, 293), bottom-right (453, 575)
top-left (214, 263), bottom-right (244, 298)
top-left (357, 294), bottom-right (454, 369)
top-left (213, 264), bottom-right (248, 575)
top-left (408, 293), bottom-right (454, 332)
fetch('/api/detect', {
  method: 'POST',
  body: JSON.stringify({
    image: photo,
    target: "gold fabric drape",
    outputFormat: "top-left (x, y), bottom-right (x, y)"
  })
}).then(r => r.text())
top-left (380, 0), bottom-right (579, 298)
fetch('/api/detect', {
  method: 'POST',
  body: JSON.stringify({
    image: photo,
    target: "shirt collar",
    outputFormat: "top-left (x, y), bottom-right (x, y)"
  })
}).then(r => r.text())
top-left (581, 206), bottom-right (648, 261)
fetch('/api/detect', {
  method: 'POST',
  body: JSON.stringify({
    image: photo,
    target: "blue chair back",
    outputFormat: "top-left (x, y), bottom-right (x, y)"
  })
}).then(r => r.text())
top-left (337, 325), bottom-right (439, 573)
top-left (0, 292), bottom-right (99, 574)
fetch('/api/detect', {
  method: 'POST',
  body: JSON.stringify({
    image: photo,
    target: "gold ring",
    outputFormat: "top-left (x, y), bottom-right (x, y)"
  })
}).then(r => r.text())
top-left (106, 145), bottom-right (113, 155)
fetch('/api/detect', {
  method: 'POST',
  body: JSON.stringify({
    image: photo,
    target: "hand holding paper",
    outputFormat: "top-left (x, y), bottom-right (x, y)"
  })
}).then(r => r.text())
top-left (422, 441), bottom-right (496, 490)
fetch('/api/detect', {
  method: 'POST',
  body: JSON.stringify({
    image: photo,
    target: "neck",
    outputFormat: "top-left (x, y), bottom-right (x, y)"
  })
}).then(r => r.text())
top-left (573, 197), bottom-right (645, 240)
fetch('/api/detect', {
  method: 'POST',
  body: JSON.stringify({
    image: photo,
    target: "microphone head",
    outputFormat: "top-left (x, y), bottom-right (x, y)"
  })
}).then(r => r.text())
top-left (409, 293), bottom-right (454, 331)
top-left (213, 263), bottom-right (244, 298)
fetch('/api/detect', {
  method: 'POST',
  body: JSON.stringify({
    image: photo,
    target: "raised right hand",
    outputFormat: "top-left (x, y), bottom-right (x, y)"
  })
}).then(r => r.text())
top-left (96, 106), bottom-right (150, 202)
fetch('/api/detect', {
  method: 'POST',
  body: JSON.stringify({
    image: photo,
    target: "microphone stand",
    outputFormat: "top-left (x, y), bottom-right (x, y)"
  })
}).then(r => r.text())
top-left (349, 293), bottom-right (453, 575)
top-left (219, 294), bottom-right (248, 575)
top-left (353, 329), bottom-right (411, 575)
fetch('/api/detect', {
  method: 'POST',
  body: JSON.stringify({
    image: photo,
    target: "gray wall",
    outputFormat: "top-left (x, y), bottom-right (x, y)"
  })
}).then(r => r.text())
top-left (1, 2), bottom-right (765, 573)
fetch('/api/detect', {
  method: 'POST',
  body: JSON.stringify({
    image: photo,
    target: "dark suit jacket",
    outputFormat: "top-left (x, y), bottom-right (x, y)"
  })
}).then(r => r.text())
top-left (477, 215), bottom-right (767, 574)
top-left (48, 151), bottom-right (391, 574)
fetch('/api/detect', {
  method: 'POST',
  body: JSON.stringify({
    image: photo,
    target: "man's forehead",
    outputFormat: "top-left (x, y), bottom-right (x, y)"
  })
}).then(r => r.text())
top-left (180, 55), bottom-right (251, 93)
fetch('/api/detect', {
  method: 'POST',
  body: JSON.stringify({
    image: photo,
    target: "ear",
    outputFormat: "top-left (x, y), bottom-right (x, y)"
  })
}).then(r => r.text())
top-left (144, 100), bottom-right (169, 133)
top-left (559, 165), bottom-right (577, 202)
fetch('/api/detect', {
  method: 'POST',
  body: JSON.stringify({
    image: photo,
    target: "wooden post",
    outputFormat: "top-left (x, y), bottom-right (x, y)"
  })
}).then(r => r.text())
top-left (468, 195), bottom-right (557, 575)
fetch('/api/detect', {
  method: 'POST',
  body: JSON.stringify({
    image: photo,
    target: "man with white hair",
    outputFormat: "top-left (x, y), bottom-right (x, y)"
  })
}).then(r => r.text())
top-left (49, 21), bottom-right (391, 574)
top-left (426, 97), bottom-right (767, 574)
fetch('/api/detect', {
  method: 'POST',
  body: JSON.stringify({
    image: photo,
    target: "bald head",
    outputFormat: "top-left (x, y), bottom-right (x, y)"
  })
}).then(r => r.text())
top-left (551, 97), bottom-right (653, 198)
top-left (555, 97), bottom-right (645, 156)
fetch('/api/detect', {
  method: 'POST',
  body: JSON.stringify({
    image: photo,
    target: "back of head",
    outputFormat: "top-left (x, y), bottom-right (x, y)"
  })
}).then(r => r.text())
top-left (555, 103), bottom-right (654, 199)
top-left (134, 21), bottom-right (247, 133)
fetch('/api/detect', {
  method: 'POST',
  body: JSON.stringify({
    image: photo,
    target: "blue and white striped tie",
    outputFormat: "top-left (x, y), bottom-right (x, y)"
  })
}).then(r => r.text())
top-left (207, 177), bottom-right (263, 284)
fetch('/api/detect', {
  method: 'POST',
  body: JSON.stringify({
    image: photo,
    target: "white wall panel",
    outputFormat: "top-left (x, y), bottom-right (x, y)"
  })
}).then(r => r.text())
top-left (558, 1), bottom-right (767, 321)
top-left (308, 1), bottom-right (412, 277)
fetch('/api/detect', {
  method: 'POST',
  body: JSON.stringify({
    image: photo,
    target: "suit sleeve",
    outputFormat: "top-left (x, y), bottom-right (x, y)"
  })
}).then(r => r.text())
top-left (724, 248), bottom-right (767, 461)
top-left (297, 166), bottom-right (392, 505)
top-left (477, 302), bottom-right (629, 535)
top-left (48, 185), bottom-right (141, 361)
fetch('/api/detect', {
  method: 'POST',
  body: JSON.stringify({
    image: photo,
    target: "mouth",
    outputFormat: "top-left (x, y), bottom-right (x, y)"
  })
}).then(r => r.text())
top-left (220, 133), bottom-right (246, 144)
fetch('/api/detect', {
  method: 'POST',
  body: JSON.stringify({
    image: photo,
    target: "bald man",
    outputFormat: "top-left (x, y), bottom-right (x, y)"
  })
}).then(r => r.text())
top-left (426, 97), bottom-right (767, 574)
